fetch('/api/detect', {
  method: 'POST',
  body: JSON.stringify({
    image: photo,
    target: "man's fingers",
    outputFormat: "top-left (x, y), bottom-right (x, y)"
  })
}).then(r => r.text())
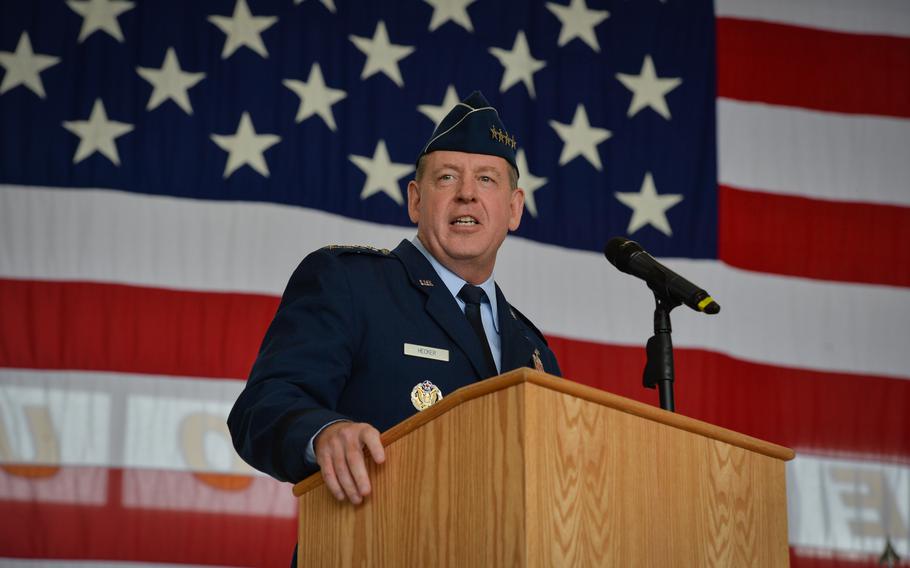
top-left (345, 446), bottom-right (372, 496)
top-left (315, 422), bottom-right (386, 505)
top-left (362, 428), bottom-right (386, 464)
top-left (318, 459), bottom-right (345, 501)
top-left (332, 450), bottom-right (362, 505)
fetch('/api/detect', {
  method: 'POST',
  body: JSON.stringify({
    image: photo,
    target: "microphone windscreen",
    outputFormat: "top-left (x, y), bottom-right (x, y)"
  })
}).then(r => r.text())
top-left (604, 237), bottom-right (642, 271)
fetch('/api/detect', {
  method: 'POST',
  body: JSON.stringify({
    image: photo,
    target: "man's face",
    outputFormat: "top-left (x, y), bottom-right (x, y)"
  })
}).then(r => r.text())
top-left (407, 150), bottom-right (524, 283)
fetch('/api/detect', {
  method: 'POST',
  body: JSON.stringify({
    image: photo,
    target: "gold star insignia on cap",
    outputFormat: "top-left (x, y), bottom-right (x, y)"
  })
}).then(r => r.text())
top-left (489, 127), bottom-right (517, 149)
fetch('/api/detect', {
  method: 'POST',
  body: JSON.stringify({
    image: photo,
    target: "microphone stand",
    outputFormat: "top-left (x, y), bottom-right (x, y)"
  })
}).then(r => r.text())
top-left (643, 293), bottom-right (679, 412)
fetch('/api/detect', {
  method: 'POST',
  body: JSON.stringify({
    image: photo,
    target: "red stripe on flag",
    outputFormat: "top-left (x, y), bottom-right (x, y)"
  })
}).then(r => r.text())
top-left (0, 469), bottom-right (296, 567)
top-left (548, 337), bottom-right (910, 459)
top-left (716, 17), bottom-right (910, 117)
top-left (0, 279), bottom-right (277, 380)
top-left (791, 551), bottom-right (884, 568)
top-left (2, 279), bottom-right (908, 458)
top-left (717, 185), bottom-right (910, 287)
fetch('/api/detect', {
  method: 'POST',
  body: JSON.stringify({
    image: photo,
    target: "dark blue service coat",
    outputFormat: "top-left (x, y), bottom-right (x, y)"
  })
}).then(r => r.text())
top-left (228, 239), bottom-right (561, 483)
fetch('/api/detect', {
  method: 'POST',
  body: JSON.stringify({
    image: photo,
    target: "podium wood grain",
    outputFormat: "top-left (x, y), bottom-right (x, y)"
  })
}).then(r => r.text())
top-left (294, 369), bottom-right (793, 567)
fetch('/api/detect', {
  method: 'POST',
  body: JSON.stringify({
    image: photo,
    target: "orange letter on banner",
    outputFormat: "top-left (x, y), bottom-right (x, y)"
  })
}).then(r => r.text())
top-left (0, 405), bottom-right (61, 478)
top-left (179, 412), bottom-right (252, 491)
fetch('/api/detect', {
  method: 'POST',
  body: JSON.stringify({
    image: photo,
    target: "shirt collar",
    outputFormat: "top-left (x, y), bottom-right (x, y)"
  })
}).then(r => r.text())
top-left (412, 236), bottom-right (499, 333)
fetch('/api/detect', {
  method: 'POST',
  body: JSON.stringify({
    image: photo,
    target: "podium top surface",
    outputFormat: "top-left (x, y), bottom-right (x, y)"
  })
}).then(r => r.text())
top-left (292, 368), bottom-right (795, 497)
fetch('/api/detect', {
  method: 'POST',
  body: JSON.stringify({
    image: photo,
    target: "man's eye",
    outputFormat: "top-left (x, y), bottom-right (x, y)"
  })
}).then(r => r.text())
top-left (439, 174), bottom-right (454, 181)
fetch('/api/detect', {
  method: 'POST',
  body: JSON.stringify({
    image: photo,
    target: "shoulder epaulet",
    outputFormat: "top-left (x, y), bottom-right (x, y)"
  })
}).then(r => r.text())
top-left (320, 244), bottom-right (392, 256)
top-left (508, 305), bottom-right (549, 346)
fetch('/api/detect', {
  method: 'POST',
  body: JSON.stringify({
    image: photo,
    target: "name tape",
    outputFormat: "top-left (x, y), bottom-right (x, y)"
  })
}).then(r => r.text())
top-left (403, 343), bottom-right (449, 362)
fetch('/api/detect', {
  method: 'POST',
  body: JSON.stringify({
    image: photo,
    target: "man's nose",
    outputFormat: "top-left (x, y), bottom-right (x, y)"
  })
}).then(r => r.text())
top-left (455, 178), bottom-right (478, 201)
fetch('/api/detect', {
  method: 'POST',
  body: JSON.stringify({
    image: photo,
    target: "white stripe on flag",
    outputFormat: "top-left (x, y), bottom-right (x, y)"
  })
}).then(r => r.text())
top-left (0, 184), bottom-right (412, 295)
top-left (718, 99), bottom-right (910, 206)
top-left (715, 0), bottom-right (910, 37)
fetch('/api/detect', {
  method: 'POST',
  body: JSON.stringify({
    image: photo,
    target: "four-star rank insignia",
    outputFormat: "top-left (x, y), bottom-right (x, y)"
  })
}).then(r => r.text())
top-left (489, 126), bottom-right (517, 149)
top-left (411, 380), bottom-right (443, 411)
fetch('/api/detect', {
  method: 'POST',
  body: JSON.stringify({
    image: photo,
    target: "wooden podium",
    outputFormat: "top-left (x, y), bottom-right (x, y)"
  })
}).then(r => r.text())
top-left (292, 369), bottom-right (794, 566)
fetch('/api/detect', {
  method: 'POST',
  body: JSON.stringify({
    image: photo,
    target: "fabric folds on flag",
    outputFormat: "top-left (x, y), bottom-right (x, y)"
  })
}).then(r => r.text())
top-left (0, 0), bottom-right (907, 565)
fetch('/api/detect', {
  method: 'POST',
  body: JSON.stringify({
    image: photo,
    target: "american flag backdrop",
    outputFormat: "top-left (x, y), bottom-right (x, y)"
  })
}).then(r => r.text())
top-left (0, 0), bottom-right (908, 566)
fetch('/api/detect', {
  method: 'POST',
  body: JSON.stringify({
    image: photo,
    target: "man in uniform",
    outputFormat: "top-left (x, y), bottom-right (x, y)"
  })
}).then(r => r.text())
top-left (228, 91), bottom-right (561, 505)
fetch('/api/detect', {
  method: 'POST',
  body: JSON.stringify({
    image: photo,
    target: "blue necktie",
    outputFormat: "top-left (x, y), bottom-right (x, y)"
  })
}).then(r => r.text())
top-left (458, 284), bottom-right (497, 377)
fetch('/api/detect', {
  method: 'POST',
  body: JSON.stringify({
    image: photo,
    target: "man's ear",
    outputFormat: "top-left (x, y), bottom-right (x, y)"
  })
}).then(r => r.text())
top-left (508, 187), bottom-right (525, 231)
top-left (407, 180), bottom-right (420, 224)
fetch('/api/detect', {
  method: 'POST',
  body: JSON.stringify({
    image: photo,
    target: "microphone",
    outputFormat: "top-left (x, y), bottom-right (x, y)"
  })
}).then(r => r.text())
top-left (604, 237), bottom-right (720, 315)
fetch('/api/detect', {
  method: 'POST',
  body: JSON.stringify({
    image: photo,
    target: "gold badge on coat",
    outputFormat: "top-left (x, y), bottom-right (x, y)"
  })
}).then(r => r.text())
top-left (411, 380), bottom-right (443, 411)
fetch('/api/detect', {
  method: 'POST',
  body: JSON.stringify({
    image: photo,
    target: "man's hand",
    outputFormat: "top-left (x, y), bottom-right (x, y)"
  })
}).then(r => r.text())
top-left (314, 421), bottom-right (385, 504)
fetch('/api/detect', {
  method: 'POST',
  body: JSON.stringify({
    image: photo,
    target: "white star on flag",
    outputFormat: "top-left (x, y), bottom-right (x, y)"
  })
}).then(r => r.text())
top-left (0, 32), bottom-right (60, 98)
top-left (417, 85), bottom-right (460, 126)
top-left (282, 63), bottom-right (347, 131)
top-left (515, 149), bottom-right (547, 218)
top-left (294, 0), bottom-right (336, 13)
top-left (66, 0), bottom-right (134, 43)
top-left (350, 140), bottom-right (413, 205)
top-left (424, 0), bottom-right (477, 33)
top-left (62, 98), bottom-right (134, 166)
top-left (546, 0), bottom-right (609, 52)
top-left (615, 54), bottom-right (682, 119)
top-left (614, 172), bottom-right (683, 236)
top-left (210, 112), bottom-right (281, 178)
top-left (136, 48), bottom-right (205, 115)
top-left (489, 31), bottom-right (546, 99)
top-left (208, 0), bottom-right (277, 60)
top-left (548, 104), bottom-right (611, 170)
top-left (349, 21), bottom-right (415, 88)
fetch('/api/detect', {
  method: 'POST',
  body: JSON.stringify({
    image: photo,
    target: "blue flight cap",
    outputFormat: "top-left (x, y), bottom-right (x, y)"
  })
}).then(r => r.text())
top-left (416, 90), bottom-right (519, 177)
